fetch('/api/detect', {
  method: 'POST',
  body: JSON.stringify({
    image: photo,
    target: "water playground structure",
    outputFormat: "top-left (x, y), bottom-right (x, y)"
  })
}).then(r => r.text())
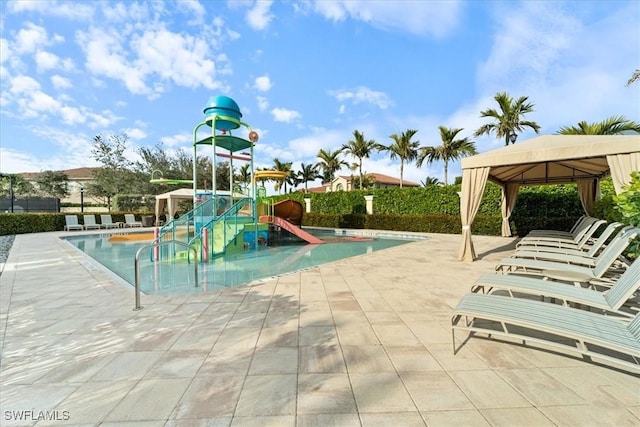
top-left (116, 95), bottom-right (323, 262)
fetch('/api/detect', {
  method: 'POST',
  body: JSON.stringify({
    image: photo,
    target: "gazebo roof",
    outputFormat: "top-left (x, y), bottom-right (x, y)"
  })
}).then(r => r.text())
top-left (461, 135), bottom-right (639, 185)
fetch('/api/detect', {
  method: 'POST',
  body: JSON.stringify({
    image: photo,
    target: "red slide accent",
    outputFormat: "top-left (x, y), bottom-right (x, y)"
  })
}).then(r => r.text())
top-left (259, 215), bottom-right (324, 244)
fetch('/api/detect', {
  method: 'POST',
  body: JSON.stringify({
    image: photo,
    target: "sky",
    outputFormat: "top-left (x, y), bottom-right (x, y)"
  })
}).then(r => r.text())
top-left (1, 0), bottom-right (639, 190)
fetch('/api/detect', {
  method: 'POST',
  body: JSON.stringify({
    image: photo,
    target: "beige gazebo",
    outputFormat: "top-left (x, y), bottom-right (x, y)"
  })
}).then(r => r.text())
top-left (154, 188), bottom-right (195, 225)
top-left (458, 135), bottom-right (640, 261)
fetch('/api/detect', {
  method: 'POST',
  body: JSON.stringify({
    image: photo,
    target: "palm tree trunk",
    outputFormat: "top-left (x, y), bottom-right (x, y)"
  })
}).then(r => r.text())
top-left (400, 162), bottom-right (404, 188)
top-left (359, 160), bottom-right (363, 190)
top-left (444, 161), bottom-right (448, 186)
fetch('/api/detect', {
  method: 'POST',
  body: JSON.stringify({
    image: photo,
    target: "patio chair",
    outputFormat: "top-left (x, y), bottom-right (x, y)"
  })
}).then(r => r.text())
top-left (100, 214), bottom-right (120, 229)
top-left (451, 293), bottom-right (640, 373)
top-left (525, 215), bottom-right (588, 238)
top-left (517, 218), bottom-right (606, 250)
top-left (124, 214), bottom-right (142, 227)
top-left (514, 222), bottom-right (624, 255)
top-left (83, 215), bottom-right (101, 230)
top-left (511, 225), bottom-right (632, 265)
top-left (495, 227), bottom-right (639, 281)
top-left (64, 215), bottom-right (83, 231)
top-left (471, 257), bottom-right (640, 319)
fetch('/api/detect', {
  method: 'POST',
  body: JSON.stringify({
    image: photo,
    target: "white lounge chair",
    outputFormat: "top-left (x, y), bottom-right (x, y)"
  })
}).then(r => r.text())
top-left (524, 215), bottom-right (589, 238)
top-left (100, 214), bottom-right (120, 229)
top-left (515, 222), bottom-right (624, 255)
top-left (64, 215), bottom-right (83, 231)
top-left (471, 258), bottom-right (640, 319)
top-left (124, 214), bottom-right (142, 227)
top-left (83, 215), bottom-right (101, 230)
top-left (451, 293), bottom-right (640, 373)
top-left (495, 227), bottom-right (639, 281)
top-left (517, 218), bottom-right (606, 250)
top-left (511, 225), bottom-right (632, 265)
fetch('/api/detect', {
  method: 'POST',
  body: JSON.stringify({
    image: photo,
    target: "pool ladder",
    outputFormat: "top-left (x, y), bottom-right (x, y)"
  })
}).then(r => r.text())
top-left (133, 240), bottom-right (198, 310)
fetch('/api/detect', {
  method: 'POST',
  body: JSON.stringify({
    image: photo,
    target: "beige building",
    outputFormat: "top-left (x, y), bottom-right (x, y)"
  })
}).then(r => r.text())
top-left (20, 167), bottom-right (100, 205)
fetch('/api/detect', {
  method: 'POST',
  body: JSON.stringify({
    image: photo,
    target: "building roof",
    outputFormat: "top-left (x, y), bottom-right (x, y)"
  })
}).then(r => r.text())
top-left (19, 167), bottom-right (99, 180)
top-left (336, 172), bottom-right (420, 187)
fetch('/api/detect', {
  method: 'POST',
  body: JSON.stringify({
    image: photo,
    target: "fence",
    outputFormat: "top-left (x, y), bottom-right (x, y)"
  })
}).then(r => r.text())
top-left (0, 196), bottom-right (60, 213)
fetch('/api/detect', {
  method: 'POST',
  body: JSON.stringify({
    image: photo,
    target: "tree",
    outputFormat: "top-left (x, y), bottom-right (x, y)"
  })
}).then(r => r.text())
top-left (418, 126), bottom-right (477, 185)
top-left (627, 69), bottom-right (640, 86)
top-left (91, 133), bottom-right (135, 209)
top-left (0, 174), bottom-right (35, 197)
top-left (35, 170), bottom-right (70, 198)
top-left (474, 92), bottom-right (541, 145)
top-left (296, 163), bottom-right (320, 193)
top-left (235, 164), bottom-right (252, 194)
top-left (272, 158), bottom-right (293, 193)
top-left (557, 115), bottom-right (640, 135)
top-left (316, 148), bottom-right (348, 184)
top-left (421, 176), bottom-right (442, 186)
top-left (383, 129), bottom-right (420, 188)
top-left (341, 130), bottom-right (382, 190)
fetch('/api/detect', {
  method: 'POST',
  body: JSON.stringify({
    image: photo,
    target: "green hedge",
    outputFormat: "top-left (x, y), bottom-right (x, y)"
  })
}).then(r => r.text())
top-left (0, 212), bottom-right (154, 235)
top-left (301, 213), bottom-right (581, 236)
top-left (273, 182), bottom-right (583, 218)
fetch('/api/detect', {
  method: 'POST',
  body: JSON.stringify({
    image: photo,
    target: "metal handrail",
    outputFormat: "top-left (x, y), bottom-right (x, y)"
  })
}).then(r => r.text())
top-left (134, 240), bottom-right (198, 310)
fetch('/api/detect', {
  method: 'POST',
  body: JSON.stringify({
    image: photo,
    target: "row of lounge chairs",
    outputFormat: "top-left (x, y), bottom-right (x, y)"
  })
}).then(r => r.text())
top-left (452, 216), bottom-right (640, 373)
top-left (63, 214), bottom-right (143, 231)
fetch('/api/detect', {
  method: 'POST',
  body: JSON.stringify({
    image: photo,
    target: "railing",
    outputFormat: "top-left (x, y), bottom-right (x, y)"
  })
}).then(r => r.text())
top-left (134, 240), bottom-right (198, 310)
top-left (190, 197), bottom-right (255, 259)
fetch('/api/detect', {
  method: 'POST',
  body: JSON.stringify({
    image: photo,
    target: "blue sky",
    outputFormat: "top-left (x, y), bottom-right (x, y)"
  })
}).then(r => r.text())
top-left (1, 0), bottom-right (639, 188)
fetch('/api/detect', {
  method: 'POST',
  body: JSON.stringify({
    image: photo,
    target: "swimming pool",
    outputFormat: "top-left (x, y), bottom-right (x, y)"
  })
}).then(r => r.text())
top-left (63, 229), bottom-right (422, 295)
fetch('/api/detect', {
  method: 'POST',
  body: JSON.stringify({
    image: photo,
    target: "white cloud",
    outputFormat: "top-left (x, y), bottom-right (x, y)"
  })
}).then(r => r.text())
top-left (35, 50), bottom-right (59, 71)
top-left (77, 29), bottom-right (150, 95)
top-left (9, 74), bottom-right (41, 94)
top-left (329, 86), bottom-right (393, 110)
top-left (254, 75), bottom-right (272, 91)
top-left (271, 107), bottom-right (301, 123)
top-left (161, 133), bottom-right (192, 148)
top-left (14, 23), bottom-right (49, 54)
top-left (246, 0), bottom-right (274, 31)
top-left (77, 25), bottom-right (225, 98)
top-left (122, 127), bottom-right (148, 140)
top-left (256, 95), bottom-right (269, 111)
top-left (51, 74), bottom-right (73, 90)
top-left (0, 38), bottom-right (11, 65)
top-left (8, 0), bottom-right (95, 21)
top-left (312, 0), bottom-right (463, 37)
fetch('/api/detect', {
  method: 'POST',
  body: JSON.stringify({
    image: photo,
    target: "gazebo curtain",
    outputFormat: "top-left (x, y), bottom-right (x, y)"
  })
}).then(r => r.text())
top-left (607, 153), bottom-right (640, 194)
top-left (458, 167), bottom-right (490, 261)
top-left (500, 183), bottom-right (520, 237)
top-left (577, 178), bottom-right (599, 216)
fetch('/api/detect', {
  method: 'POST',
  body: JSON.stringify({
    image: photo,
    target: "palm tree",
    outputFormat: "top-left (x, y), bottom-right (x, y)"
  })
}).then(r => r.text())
top-left (297, 163), bottom-right (320, 193)
top-left (418, 126), bottom-right (477, 185)
top-left (557, 115), bottom-right (640, 135)
top-left (421, 176), bottom-right (441, 186)
top-left (627, 69), bottom-right (640, 86)
top-left (474, 92), bottom-right (541, 145)
top-left (341, 130), bottom-right (382, 190)
top-left (272, 158), bottom-right (293, 194)
top-left (235, 164), bottom-right (252, 194)
top-left (383, 129), bottom-right (420, 188)
top-left (316, 148), bottom-right (348, 184)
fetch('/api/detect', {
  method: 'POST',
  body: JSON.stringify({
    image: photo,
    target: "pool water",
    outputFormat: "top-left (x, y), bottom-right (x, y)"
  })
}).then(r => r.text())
top-left (63, 230), bottom-right (419, 295)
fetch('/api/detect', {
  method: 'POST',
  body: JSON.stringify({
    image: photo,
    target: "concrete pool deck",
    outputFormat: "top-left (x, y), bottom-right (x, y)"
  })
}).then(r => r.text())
top-left (1, 231), bottom-right (638, 426)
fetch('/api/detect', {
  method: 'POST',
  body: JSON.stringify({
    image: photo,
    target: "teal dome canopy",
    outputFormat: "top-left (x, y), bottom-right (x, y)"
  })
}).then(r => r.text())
top-left (203, 95), bottom-right (242, 130)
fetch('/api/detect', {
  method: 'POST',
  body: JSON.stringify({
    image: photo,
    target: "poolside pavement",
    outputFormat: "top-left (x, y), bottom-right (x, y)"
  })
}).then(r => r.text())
top-left (1, 230), bottom-right (639, 426)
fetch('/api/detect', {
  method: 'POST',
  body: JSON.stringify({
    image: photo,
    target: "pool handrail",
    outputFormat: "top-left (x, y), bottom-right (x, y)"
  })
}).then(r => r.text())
top-left (134, 239), bottom-right (198, 310)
